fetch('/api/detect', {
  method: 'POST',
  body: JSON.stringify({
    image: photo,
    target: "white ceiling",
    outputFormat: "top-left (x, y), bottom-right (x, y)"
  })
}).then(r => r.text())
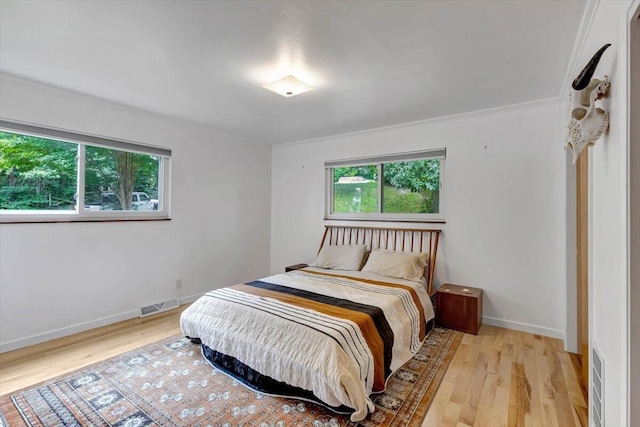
top-left (0, 0), bottom-right (587, 145)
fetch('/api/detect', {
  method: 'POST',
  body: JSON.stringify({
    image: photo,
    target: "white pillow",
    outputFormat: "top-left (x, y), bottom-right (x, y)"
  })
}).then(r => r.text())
top-left (310, 244), bottom-right (367, 271)
top-left (362, 249), bottom-right (428, 282)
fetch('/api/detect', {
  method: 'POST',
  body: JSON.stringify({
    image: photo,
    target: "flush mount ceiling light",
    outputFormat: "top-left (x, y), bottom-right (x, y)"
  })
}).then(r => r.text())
top-left (262, 75), bottom-right (313, 97)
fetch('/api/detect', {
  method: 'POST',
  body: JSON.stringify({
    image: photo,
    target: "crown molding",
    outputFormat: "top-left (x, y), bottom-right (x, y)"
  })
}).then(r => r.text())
top-left (273, 96), bottom-right (561, 149)
top-left (0, 72), bottom-right (260, 147)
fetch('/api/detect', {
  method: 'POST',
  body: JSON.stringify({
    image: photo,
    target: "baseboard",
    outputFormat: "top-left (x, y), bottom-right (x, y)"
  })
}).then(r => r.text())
top-left (178, 293), bottom-right (202, 305)
top-left (482, 316), bottom-right (565, 340)
top-left (0, 293), bottom-right (204, 354)
top-left (0, 310), bottom-right (138, 354)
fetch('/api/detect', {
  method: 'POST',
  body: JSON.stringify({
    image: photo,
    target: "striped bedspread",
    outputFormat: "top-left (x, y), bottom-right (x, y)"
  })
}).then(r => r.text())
top-left (180, 268), bottom-right (434, 422)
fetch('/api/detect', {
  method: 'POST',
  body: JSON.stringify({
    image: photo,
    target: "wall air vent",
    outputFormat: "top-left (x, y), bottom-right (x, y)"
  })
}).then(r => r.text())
top-left (592, 343), bottom-right (604, 427)
top-left (138, 299), bottom-right (179, 317)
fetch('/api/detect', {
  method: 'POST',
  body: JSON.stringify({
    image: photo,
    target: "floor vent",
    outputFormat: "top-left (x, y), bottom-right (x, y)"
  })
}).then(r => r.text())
top-left (592, 343), bottom-right (604, 427)
top-left (138, 299), bottom-right (179, 317)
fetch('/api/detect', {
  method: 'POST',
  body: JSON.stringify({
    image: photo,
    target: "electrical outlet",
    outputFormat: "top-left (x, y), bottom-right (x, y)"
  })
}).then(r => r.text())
top-left (176, 279), bottom-right (183, 289)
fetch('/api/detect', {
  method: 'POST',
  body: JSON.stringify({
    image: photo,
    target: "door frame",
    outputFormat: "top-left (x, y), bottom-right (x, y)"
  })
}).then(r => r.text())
top-left (628, 3), bottom-right (639, 426)
top-left (576, 150), bottom-right (589, 390)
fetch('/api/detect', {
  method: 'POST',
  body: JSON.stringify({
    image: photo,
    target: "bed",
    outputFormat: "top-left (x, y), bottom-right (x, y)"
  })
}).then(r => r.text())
top-left (180, 226), bottom-right (441, 422)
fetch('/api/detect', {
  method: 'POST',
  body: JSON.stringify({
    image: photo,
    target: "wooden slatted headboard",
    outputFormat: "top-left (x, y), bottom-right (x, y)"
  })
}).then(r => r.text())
top-left (318, 225), bottom-right (442, 296)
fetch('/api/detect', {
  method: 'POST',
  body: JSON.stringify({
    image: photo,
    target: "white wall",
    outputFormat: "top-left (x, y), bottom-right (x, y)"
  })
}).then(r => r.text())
top-left (576, 1), bottom-right (635, 426)
top-left (271, 100), bottom-right (567, 339)
top-left (0, 74), bottom-right (272, 352)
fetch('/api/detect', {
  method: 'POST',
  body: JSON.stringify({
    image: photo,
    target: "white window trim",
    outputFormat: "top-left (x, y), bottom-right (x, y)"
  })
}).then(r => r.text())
top-left (0, 119), bottom-right (171, 223)
top-left (325, 149), bottom-right (445, 222)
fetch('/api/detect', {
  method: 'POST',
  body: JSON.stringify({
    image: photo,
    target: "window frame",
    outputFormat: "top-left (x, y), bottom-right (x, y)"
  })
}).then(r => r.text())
top-left (325, 149), bottom-right (445, 222)
top-left (0, 119), bottom-right (171, 223)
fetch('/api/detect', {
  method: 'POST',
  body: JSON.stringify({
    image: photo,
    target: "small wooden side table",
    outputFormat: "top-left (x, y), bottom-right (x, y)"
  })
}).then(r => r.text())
top-left (285, 263), bottom-right (308, 272)
top-left (435, 283), bottom-right (483, 335)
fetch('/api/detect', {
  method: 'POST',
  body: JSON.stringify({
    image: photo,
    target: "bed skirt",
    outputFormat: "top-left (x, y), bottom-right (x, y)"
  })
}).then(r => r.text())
top-left (200, 344), bottom-right (354, 414)
top-left (195, 318), bottom-right (435, 417)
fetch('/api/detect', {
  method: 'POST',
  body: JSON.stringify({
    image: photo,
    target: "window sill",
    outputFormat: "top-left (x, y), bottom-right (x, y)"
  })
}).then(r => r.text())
top-left (1, 215), bottom-right (171, 224)
top-left (325, 214), bottom-right (445, 223)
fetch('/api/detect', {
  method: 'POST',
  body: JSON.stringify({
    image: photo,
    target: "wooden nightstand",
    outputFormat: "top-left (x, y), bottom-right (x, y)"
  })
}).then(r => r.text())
top-left (285, 263), bottom-right (308, 272)
top-left (435, 283), bottom-right (483, 335)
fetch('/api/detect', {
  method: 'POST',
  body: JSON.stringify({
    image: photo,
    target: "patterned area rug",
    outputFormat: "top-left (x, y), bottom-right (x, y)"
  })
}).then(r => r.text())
top-left (0, 327), bottom-right (460, 427)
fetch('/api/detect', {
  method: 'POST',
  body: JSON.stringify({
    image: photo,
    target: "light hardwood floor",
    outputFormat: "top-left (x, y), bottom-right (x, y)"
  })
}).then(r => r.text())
top-left (423, 325), bottom-right (587, 427)
top-left (0, 305), bottom-right (188, 395)
top-left (0, 306), bottom-right (587, 427)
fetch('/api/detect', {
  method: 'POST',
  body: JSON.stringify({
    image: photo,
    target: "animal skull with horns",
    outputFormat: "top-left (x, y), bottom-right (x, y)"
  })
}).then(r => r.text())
top-left (565, 43), bottom-right (611, 164)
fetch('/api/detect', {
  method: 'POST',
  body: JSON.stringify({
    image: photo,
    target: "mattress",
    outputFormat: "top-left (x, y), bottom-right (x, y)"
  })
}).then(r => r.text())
top-left (180, 267), bottom-right (435, 422)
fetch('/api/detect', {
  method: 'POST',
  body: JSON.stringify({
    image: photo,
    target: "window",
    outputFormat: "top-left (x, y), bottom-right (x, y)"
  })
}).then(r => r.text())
top-left (325, 149), bottom-right (445, 221)
top-left (0, 120), bottom-right (171, 222)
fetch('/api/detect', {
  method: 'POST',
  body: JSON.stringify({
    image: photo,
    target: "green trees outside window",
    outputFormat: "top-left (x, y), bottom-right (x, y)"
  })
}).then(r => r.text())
top-left (85, 146), bottom-right (159, 211)
top-left (0, 132), bottom-right (77, 210)
top-left (1, 131), bottom-right (161, 213)
top-left (333, 165), bottom-right (378, 213)
top-left (382, 159), bottom-right (440, 214)
top-left (332, 159), bottom-right (441, 215)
